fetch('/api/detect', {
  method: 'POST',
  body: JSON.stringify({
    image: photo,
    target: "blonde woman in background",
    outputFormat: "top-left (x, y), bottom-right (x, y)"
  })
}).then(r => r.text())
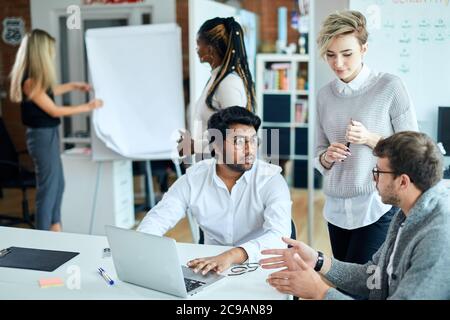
top-left (10, 29), bottom-right (103, 231)
top-left (314, 11), bottom-right (418, 264)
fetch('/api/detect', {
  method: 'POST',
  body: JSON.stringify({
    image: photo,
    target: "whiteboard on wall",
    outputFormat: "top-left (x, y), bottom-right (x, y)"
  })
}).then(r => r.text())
top-left (85, 24), bottom-right (185, 161)
top-left (188, 0), bottom-right (258, 128)
top-left (350, 0), bottom-right (450, 140)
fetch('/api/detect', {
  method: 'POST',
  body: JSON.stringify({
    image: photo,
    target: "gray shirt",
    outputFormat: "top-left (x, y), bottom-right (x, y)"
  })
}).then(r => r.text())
top-left (324, 182), bottom-right (450, 300)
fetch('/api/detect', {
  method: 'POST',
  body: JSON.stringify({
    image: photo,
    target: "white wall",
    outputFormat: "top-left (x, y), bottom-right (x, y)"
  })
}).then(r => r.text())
top-left (30, 0), bottom-right (175, 29)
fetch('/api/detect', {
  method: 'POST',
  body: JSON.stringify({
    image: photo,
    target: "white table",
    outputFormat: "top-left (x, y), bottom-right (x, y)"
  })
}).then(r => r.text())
top-left (0, 227), bottom-right (287, 300)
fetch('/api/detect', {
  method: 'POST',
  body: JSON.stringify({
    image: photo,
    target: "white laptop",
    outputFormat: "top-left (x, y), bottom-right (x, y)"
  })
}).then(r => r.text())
top-left (105, 225), bottom-right (226, 298)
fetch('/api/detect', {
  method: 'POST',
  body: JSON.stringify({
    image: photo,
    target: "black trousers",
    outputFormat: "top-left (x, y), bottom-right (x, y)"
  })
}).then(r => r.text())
top-left (327, 206), bottom-right (397, 264)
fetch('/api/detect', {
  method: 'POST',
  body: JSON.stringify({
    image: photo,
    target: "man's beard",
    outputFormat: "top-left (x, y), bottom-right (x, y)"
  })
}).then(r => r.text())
top-left (224, 162), bottom-right (253, 173)
top-left (222, 150), bottom-right (254, 173)
top-left (378, 183), bottom-right (401, 207)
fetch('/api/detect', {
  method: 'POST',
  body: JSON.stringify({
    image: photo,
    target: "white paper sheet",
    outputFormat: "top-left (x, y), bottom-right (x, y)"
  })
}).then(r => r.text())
top-left (85, 24), bottom-right (185, 159)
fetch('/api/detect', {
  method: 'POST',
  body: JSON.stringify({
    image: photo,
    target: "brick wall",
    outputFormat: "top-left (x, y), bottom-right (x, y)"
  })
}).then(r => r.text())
top-left (176, 0), bottom-right (189, 80)
top-left (242, 0), bottom-right (301, 48)
top-left (176, 0), bottom-right (190, 106)
top-left (0, 0), bottom-right (31, 161)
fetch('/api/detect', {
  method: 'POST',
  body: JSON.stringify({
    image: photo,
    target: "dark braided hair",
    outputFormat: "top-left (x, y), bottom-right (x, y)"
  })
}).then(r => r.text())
top-left (198, 17), bottom-right (256, 113)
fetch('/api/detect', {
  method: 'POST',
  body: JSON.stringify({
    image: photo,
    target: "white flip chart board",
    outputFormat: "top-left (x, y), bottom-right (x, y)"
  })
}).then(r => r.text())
top-left (85, 23), bottom-right (185, 160)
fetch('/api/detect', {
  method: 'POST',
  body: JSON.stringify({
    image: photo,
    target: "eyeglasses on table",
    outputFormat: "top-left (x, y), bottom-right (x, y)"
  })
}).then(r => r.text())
top-left (227, 263), bottom-right (260, 276)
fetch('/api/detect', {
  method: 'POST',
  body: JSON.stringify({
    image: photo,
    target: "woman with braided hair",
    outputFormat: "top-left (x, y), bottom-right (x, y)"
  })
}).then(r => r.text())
top-left (178, 17), bottom-right (256, 160)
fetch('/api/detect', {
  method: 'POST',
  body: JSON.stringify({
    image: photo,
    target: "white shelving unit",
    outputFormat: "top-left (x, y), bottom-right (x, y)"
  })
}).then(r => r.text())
top-left (256, 53), bottom-right (316, 245)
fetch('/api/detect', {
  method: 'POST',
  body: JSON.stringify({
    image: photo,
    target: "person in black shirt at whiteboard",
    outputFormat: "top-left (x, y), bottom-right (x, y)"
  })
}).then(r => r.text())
top-left (9, 29), bottom-right (103, 231)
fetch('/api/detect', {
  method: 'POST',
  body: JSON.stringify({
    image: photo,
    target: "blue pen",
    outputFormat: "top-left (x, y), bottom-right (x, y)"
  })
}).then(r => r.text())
top-left (98, 267), bottom-right (114, 285)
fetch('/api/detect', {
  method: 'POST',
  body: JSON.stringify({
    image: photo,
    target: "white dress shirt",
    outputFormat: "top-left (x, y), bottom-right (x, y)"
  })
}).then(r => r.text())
top-left (137, 158), bottom-right (292, 262)
top-left (316, 64), bottom-right (392, 230)
top-left (334, 63), bottom-right (374, 95)
top-left (191, 67), bottom-right (247, 153)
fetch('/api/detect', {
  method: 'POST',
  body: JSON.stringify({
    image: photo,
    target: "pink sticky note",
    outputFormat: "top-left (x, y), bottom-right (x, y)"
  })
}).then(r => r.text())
top-left (38, 278), bottom-right (64, 288)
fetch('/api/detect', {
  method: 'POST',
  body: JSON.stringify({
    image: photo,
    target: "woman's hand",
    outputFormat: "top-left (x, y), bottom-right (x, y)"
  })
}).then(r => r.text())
top-left (72, 82), bottom-right (92, 92)
top-left (323, 142), bottom-right (351, 165)
top-left (346, 120), bottom-right (381, 149)
top-left (86, 99), bottom-right (103, 111)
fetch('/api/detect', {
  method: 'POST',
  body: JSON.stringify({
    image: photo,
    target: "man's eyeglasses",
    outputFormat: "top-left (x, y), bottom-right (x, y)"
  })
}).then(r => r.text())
top-left (227, 136), bottom-right (260, 150)
top-left (372, 167), bottom-right (414, 183)
top-left (372, 167), bottom-right (397, 181)
top-left (227, 263), bottom-right (259, 276)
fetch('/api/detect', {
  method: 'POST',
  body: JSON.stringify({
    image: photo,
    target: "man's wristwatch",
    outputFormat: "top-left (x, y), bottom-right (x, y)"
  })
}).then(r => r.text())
top-left (314, 251), bottom-right (324, 272)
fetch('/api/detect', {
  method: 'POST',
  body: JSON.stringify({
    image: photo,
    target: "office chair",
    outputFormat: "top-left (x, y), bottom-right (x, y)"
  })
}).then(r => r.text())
top-left (132, 160), bottom-right (183, 213)
top-left (198, 219), bottom-right (298, 244)
top-left (0, 117), bottom-right (35, 227)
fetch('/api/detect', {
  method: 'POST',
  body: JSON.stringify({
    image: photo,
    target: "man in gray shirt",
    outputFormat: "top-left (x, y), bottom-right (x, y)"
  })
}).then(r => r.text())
top-left (261, 131), bottom-right (450, 299)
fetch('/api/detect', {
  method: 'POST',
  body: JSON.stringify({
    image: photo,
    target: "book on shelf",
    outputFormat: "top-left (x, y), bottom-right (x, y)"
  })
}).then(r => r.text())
top-left (263, 63), bottom-right (291, 91)
top-left (283, 159), bottom-right (294, 186)
top-left (295, 99), bottom-right (308, 124)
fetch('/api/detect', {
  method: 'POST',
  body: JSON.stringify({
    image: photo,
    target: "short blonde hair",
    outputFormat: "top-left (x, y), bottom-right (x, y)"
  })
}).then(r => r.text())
top-left (10, 29), bottom-right (56, 102)
top-left (317, 10), bottom-right (368, 57)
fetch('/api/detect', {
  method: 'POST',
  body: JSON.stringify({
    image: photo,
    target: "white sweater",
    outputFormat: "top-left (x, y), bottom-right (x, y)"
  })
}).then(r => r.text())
top-left (315, 72), bottom-right (418, 198)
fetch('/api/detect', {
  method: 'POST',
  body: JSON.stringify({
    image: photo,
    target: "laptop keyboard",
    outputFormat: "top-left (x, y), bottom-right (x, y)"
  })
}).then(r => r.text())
top-left (184, 278), bottom-right (206, 292)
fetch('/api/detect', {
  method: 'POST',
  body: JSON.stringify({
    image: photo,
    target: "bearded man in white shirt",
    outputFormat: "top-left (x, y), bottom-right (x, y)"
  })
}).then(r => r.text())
top-left (137, 106), bottom-right (292, 275)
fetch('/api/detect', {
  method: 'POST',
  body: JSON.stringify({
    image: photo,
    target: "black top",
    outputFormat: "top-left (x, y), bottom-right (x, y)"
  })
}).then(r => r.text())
top-left (21, 78), bottom-right (60, 128)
